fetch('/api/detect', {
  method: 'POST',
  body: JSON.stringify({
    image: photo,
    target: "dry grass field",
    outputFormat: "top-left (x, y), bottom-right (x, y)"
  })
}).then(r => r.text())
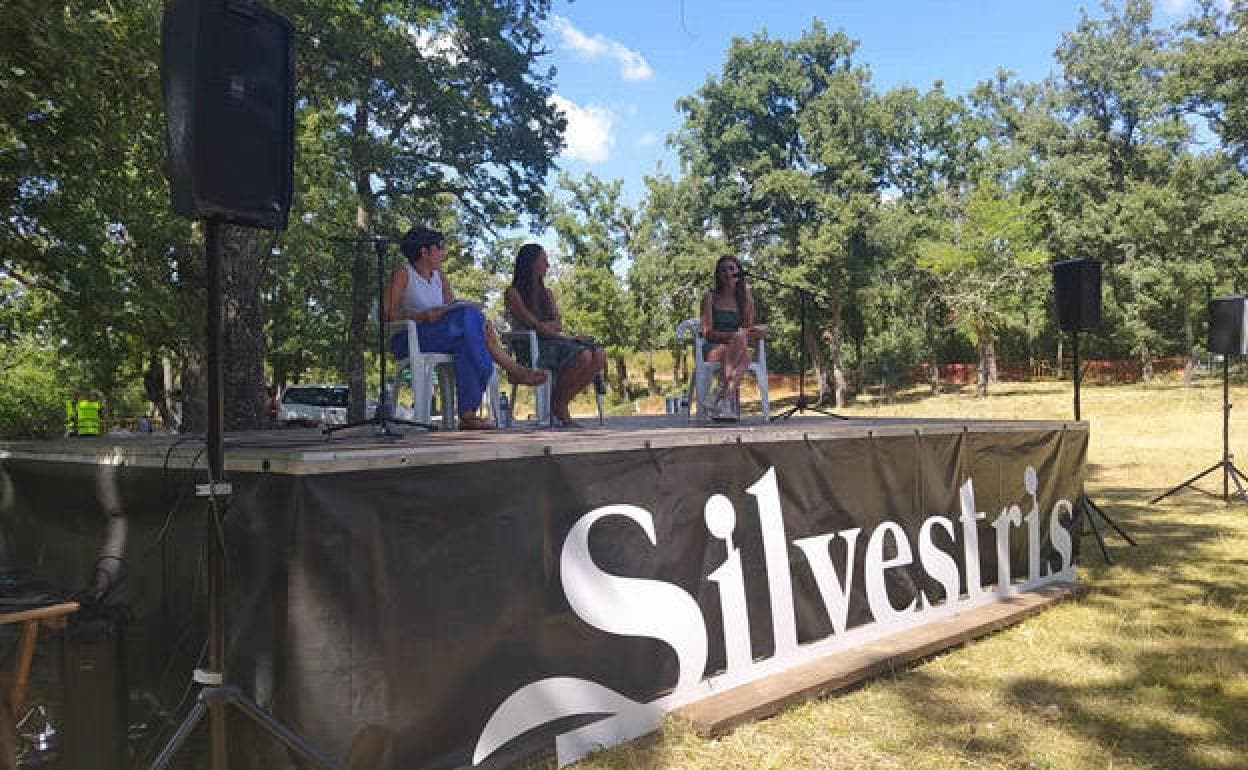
top-left (553, 376), bottom-right (1248, 770)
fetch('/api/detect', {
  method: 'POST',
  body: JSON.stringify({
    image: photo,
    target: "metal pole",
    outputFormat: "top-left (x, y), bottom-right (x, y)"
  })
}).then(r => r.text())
top-left (1071, 331), bottom-right (1081, 422)
top-left (204, 219), bottom-right (228, 770)
top-left (375, 240), bottom-right (389, 424)
top-left (1224, 356), bottom-right (1231, 502)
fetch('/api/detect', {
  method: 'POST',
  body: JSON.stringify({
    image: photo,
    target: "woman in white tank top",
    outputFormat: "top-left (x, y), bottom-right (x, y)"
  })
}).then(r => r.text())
top-left (383, 226), bottom-right (545, 429)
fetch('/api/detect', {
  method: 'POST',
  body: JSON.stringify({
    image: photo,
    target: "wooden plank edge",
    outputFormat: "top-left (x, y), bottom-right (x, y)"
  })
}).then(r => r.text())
top-left (675, 581), bottom-right (1087, 737)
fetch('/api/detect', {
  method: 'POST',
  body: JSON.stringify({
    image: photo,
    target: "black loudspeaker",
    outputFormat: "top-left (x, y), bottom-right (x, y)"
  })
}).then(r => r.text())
top-left (162, 0), bottom-right (294, 229)
top-left (1209, 296), bottom-right (1248, 355)
top-left (59, 606), bottom-right (128, 770)
top-left (1052, 258), bottom-right (1103, 332)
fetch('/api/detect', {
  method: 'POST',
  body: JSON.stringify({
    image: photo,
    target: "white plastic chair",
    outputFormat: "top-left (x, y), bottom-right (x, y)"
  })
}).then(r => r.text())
top-left (500, 328), bottom-right (556, 427)
top-left (388, 319), bottom-right (500, 429)
top-left (676, 317), bottom-right (770, 422)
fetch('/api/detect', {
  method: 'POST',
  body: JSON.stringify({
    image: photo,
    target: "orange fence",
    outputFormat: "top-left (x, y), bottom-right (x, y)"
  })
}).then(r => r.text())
top-left (757, 357), bottom-right (1194, 394)
top-left (909, 356), bottom-right (1191, 386)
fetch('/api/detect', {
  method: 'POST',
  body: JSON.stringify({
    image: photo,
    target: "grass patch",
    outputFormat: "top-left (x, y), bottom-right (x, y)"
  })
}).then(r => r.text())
top-left (551, 379), bottom-right (1248, 770)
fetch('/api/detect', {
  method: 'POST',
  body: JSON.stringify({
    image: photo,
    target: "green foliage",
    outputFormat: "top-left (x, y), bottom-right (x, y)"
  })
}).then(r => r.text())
top-left (0, 282), bottom-right (69, 438)
top-left (549, 172), bottom-right (637, 355)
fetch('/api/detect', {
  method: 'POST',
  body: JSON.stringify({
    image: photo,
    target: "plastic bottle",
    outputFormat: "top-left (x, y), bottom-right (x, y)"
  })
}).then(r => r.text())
top-left (499, 392), bottom-right (511, 428)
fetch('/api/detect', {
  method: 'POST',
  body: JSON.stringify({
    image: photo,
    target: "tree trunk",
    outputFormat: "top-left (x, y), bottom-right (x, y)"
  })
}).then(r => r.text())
top-left (1140, 343), bottom-right (1153, 383)
top-left (807, 318), bottom-right (830, 404)
top-left (180, 343), bottom-right (205, 433)
top-left (976, 320), bottom-right (992, 398)
top-left (612, 354), bottom-right (629, 397)
top-left (177, 230), bottom-right (207, 433)
top-left (143, 354), bottom-right (177, 429)
top-left (923, 304), bottom-right (941, 395)
top-left (645, 347), bottom-right (656, 396)
top-left (222, 224), bottom-right (267, 430)
top-left (823, 319), bottom-right (848, 410)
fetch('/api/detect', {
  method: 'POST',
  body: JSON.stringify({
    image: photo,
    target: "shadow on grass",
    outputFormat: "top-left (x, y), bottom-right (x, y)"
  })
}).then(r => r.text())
top-left (876, 480), bottom-right (1248, 768)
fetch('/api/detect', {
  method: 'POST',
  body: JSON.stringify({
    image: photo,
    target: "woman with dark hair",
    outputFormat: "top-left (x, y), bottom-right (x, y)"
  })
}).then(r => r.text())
top-left (504, 243), bottom-right (606, 427)
top-left (700, 255), bottom-right (765, 421)
top-left (384, 226), bottom-right (545, 430)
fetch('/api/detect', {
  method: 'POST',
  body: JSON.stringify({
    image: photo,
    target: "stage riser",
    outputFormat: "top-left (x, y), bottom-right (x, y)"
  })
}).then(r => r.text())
top-left (0, 425), bottom-right (1085, 769)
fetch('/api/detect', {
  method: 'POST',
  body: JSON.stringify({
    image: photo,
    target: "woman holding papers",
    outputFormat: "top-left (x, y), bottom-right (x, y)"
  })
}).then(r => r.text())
top-left (385, 226), bottom-right (545, 430)
top-left (505, 243), bottom-right (607, 427)
top-left (700, 255), bottom-right (766, 421)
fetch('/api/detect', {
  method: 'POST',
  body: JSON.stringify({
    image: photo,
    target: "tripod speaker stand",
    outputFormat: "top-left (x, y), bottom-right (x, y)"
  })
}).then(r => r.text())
top-left (1151, 354), bottom-right (1248, 504)
top-left (741, 269), bottom-right (845, 421)
top-left (1052, 259), bottom-right (1134, 564)
top-left (1152, 295), bottom-right (1248, 504)
top-left (150, 222), bottom-right (345, 770)
top-left (1067, 329), bottom-right (1136, 564)
top-left (324, 236), bottom-right (432, 437)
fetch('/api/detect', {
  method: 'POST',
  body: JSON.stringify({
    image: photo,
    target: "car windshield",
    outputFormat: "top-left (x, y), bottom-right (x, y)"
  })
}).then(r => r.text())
top-left (283, 386), bottom-right (348, 408)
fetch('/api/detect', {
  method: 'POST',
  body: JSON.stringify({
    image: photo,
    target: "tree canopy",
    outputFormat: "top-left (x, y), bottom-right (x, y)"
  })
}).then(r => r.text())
top-left (4, 0), bottom-right (1248, 436)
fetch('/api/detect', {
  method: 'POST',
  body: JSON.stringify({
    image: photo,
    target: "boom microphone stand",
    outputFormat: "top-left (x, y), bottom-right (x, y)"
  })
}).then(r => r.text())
top-left (741, 269), bottom-right (846, 421)
top-left (323, 236), bottom-right (431, 436)
top-left (1068, 329), bottom-right (1136, 565)
top-left (1151, 353), bottom-right (1248, 504)
top-left (150, 221), bottom-right (344, 770)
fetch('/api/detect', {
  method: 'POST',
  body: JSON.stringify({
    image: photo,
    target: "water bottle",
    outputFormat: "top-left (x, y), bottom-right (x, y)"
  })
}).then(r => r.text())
top-left (499, 392), bottom-right (511, 428)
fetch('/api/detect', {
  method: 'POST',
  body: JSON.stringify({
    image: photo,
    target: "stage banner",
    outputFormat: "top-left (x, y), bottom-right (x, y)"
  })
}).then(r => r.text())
top-left (0, 427), bottom-right (1084, 768)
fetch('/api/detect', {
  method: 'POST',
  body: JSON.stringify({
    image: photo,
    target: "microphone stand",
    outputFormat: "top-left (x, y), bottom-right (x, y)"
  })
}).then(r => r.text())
top-left (741, 269), bottom-right (846, 421)
top-left (323, 236), bottom-right (431, 437)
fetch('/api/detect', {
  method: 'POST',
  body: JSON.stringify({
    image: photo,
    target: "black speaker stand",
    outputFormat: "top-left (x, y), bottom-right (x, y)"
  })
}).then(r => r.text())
top-left (1067, 330), bottom-right (1136, 565)
top-left (1151, 355), bottom-right (1248, 504)
top-left (149, 220), bottom-right (345, 770)
top-left (323, 236), bottom-right (432, 437)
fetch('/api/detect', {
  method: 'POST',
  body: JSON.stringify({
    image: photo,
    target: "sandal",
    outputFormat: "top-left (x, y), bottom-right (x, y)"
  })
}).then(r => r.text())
top-left (458, 414), bottom-right (496, 430)
top-left (510, 367), bottom-right (548, 386)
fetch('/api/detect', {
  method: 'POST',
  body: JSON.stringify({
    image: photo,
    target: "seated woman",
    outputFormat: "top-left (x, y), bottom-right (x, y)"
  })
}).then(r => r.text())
top-left (384, 226), bottom-right (545, 430)
top-left (504, 243), bottom-right (607, 427)
top-left (701, 254), bottom-right (766, 421)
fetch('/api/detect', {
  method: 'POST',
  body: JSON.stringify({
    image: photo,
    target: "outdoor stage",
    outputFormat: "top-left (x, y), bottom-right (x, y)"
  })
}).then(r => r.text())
top-left (0, 414), bottom-right (1086, 768)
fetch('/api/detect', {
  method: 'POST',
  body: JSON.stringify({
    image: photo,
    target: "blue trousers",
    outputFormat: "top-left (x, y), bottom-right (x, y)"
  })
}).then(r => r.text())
top-left (390, 306), bottom-right (493, 414)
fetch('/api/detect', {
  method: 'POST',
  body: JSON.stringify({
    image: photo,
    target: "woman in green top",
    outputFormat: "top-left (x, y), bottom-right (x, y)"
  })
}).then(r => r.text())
top-left (700, 255), bottom-right (766, 420)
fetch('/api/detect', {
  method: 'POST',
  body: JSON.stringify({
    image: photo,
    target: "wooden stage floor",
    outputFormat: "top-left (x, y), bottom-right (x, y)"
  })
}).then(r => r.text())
top-left (0, 413), bottom-right (1085, 475)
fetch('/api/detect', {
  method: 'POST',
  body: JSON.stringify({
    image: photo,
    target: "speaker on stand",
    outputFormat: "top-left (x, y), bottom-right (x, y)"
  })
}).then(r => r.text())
top-left (155, 2), bottom-right (343, 769)
top-left (1052, 259), bottom-right (1136, 564)
top-left (1152, 296), bottom-right (1248, 504)
top-left (162, 0), bottom-right (295, 228)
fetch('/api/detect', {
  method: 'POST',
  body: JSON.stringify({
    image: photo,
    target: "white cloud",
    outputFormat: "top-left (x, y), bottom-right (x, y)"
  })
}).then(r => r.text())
top-left (637, 132), bottom-right (659, 148)
top-left (1159, 0), bottom-right (1229, 15)
top-left (551, 94), bottom-right (615, 164)
top-left (551, 16), bottom-right (654, 81)
top-left (410, 25), bottom-right (462, 64)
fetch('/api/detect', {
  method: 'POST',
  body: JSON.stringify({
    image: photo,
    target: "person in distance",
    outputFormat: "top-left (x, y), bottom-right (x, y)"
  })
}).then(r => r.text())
top-left (700, 254), bottom-right (766, 421)
top-left (505, 243), bottom-right (607, 428)
top-left (384, 226), bottom-right (546, 430)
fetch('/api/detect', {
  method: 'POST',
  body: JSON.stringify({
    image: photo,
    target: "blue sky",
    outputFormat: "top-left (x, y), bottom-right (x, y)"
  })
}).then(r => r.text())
top-left (539, 0), bottom-right (1206, 206)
